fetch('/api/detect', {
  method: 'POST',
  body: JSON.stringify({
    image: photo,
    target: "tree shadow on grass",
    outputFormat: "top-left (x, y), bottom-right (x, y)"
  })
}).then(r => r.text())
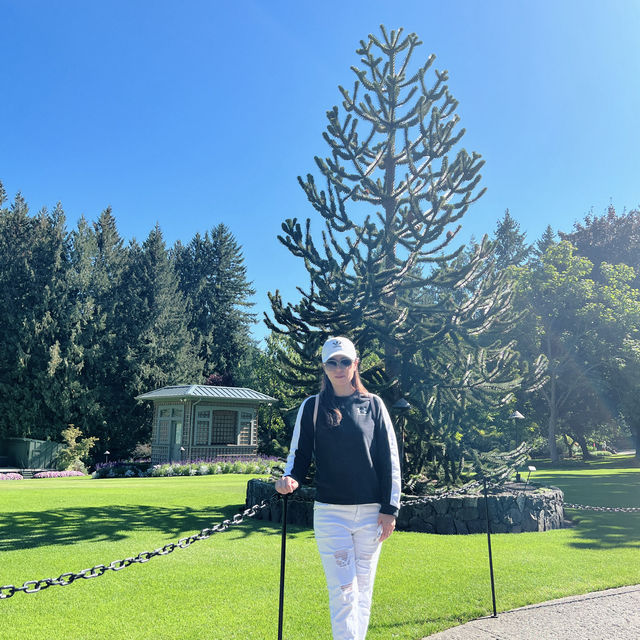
top-left (537, 470), bottom-right (640, 505)
top-left (532, 455), bottom-right (640, 471)
top-left (0, 502), bottom-right (276, 552)
top-left (565, 510), bottom-right (640, 550)
top-left (538, 469), bottom-right (640, 550)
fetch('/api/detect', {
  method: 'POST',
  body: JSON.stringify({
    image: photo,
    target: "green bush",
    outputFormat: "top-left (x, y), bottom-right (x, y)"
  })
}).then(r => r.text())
top-left (92, 461), bottom-right (151, 479)
top-left (56, 424), bottom-right (98, 473)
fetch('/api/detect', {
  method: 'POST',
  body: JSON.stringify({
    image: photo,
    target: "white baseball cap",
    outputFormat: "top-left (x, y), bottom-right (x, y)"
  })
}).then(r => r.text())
top-left (321, 337), bottom-right (357, 363)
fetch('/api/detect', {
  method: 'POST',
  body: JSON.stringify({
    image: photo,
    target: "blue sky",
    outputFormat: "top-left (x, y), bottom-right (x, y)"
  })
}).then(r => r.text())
top-left (2, 0), bottom-right (639, 342)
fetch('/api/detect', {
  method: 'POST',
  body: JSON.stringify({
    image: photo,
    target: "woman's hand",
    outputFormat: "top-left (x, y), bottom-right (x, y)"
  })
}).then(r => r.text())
top-left (275, 475), bottom-right (299, 494)
top-left (377, 513), bottom-right (396, 542)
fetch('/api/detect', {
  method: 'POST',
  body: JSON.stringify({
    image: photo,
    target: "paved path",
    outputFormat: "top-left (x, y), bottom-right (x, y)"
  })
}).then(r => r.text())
top-left (423, 584), bottom-right (640, 639)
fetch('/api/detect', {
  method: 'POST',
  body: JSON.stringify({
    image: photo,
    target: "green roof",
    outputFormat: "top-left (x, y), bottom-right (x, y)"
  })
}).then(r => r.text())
top-left (135, 385), bottom-right (276, 403)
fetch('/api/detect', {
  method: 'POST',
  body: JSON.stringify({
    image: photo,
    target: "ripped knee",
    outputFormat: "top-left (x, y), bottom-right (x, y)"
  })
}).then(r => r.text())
top-left (333, 549), bottom-right (355, 600)
top-left (333, 548), bottom-right (352, 569)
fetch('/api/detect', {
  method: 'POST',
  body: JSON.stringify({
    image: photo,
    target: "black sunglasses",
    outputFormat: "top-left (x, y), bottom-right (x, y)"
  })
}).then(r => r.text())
top-left (324, 358), bottom-right (353, 369)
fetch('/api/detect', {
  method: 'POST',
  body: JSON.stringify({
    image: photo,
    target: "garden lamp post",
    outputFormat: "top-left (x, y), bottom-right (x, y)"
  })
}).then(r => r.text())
top-left (509, 410), bottom-right (525, 448)
top-left (509, 411), bottom-right (524, 481)
top-left (104, 450), bottom-right (110, 464)
top-left (180, 446), bottom-right (185, 462)
top-left (267, 402), bottom-right (273, 444)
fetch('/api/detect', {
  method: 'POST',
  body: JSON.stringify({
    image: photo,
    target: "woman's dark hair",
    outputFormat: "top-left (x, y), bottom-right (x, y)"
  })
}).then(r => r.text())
top-left (318, 366), bottom-right (368, 427)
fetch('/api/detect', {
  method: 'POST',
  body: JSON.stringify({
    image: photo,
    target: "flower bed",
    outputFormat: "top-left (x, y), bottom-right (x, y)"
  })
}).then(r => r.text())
top-left (33, 470), bottom-right (85, 479)
top-left (149, 456), bottom-right (285, 478)
top-left (90, 456), bottom-right (284, 479)
top-left (0, 472), bottom-right (23, 480)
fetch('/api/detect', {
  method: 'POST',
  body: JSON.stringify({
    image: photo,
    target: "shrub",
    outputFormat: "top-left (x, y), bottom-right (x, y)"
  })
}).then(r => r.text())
top-left (33, 470), bottom-right (85, 479)
top-left (589, 450), bottom-right (612, 458)
top-left (0, 473), bottom-right (23, 480)
top-left (92, 460), bottom-right (151, 479)
top-left (132, 442), bottom-right (152, 459)
top-left (55, 424), bottom-right (98, 473)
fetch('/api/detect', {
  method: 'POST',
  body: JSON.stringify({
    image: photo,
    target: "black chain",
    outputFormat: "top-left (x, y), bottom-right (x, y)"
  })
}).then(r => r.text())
top-left (564, 503), bottom-right (640, 512)
top-left (0, 495), bottom-right (280, 600)
top-left (284, 486), bottom-right (640, 515)
top-left (401, 480), bottom-right (484, 507)
top-left (265, 484), bottom-right (640, 515)
top-left (273, 481), bottom-right (504, 508)
top-left (495, 482), bottom-right (640, 512)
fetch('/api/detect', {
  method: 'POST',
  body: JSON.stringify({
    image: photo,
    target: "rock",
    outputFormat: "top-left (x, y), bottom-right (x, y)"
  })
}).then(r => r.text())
top-left (435, 515), bottom-right (456, 534)
top-left (245, 479), bottom-right (565, 535)
top-left (507, 507), bottom-right (523, 525)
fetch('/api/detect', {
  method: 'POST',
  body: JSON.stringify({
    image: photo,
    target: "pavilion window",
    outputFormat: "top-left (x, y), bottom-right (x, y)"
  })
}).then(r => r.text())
top-left (195, 409), bottom-right (211, 445)
top-left (211, 410), bottom-right (237, 444)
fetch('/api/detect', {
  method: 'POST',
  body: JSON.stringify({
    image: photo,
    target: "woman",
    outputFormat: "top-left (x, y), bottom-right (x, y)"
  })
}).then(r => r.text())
top-left (275, 336), bottom-right (401, 640)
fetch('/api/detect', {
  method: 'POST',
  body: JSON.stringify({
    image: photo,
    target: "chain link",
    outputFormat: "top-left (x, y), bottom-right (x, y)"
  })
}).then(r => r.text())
top-left (400, 480), bottom-right (485, 507)
top-left (495, 482), bottom-right (640, 512)
top-left (279, 480), bottom-right (640, 515)
top-left (0, 495), bottom-right (280, 600)
top-left (261, 484), bottom-right (640, 515)
top-left (564, 503), bottom-right (640, 512)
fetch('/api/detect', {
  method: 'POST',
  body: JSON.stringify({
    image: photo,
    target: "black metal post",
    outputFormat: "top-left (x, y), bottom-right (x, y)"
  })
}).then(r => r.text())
top-left (482, 477), bottom-right (498, 617)
top-left (277, 494), bottom-right (289, 640)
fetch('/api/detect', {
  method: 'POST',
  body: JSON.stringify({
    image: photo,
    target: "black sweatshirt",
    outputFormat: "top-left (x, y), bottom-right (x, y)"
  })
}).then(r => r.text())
top-left (284, 393), bottom-right (401, 516)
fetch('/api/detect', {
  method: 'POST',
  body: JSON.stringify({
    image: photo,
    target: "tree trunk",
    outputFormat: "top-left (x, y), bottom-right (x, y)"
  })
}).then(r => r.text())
top-left (633, 427), bottom-right (640, 460)
top-left (575, 433), bottom-right (594, 460)
top-left (563, 434), bottom-right (574, 458)
top-left (382, 129), bottom-right (401, 400)
top-left (548, 375), bottom-right (559, 463)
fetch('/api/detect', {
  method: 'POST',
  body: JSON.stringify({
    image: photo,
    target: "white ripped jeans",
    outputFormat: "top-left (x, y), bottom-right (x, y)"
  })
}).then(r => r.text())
top-left (313, 502), bottom-right (383, 640)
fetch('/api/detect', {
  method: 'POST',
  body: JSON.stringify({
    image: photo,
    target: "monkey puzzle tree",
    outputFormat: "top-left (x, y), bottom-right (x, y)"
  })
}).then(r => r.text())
top-left (267, 27), bottom-right (543, 484)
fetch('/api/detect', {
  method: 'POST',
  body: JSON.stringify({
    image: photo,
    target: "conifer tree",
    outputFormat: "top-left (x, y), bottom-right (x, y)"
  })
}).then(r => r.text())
top-left (535, 225), bottom-right (556, 258)
top-left (66, 209), bottom-right (133, 457)
top-left (174, 223), bottom-right (255, 383)
top-left (560, 205), bottom-right (640, 287)
top-left (493, 209), bottom-right (530, 269)
top-left (267, 27), bottom-right (541, 483)
top-left (0, 190), bottom-right (70, 440)
top-left (126, 225), bottom-right (200, 394)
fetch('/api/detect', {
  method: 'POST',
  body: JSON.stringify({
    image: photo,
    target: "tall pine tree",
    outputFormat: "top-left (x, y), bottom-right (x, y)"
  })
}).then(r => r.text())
top-left (174, 223), bottom-right (255, 383)
top-left (66, 209), bottom-right (136, 458)
top-left (535, 225), bottom-right (556, 259)
top-left (0, 189), bottom-right (70, 440)
top-left (126, 225), bottom-right (200, 392)
top-left (493, 209), bottom-right (530, 269)
top-left (267, 27), bottom-right (541, 483)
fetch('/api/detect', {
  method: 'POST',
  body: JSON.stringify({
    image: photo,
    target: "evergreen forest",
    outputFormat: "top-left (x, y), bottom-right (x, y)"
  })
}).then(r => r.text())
top-left (0, 183), bottom-right (256, 463)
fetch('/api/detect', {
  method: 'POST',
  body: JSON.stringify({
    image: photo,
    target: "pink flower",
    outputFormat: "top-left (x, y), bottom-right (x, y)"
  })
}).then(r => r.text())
top-left (0, 473), bottom-right (23, 480)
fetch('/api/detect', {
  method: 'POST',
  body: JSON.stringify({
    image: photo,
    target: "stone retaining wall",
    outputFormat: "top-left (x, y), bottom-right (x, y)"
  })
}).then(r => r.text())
top-left (246, 479), bottom-right (565, 534)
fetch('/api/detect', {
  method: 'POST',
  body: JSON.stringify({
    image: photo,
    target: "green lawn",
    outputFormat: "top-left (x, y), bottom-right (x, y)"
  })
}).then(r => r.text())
top-left (1, 456), bottom-right (639, 640)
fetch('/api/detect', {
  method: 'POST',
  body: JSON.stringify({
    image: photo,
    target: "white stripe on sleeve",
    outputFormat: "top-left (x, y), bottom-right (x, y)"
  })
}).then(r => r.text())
top-left (379, 398), bottom-right (402, 510)
top-left (283, 396), bottom-right (313, 478)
